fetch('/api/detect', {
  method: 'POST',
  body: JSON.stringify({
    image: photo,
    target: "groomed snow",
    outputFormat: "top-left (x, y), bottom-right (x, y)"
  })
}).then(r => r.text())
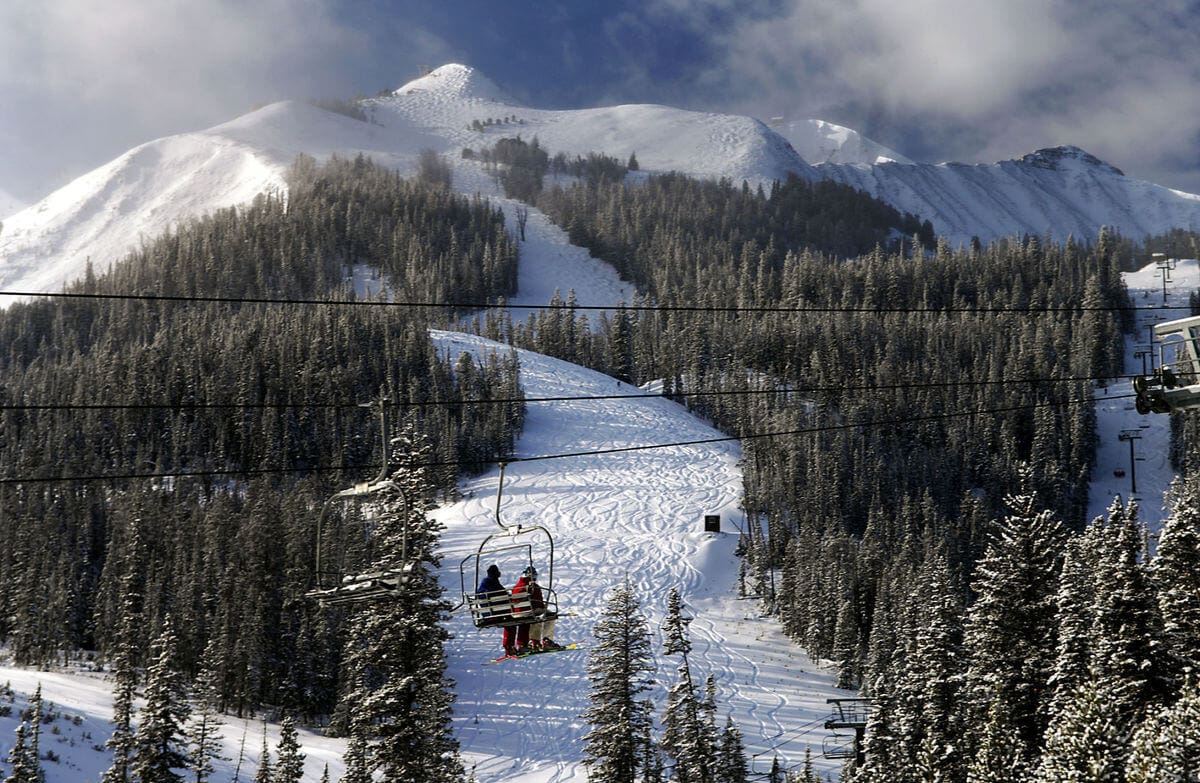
top-left (431, 331), bottom-right (850, 782)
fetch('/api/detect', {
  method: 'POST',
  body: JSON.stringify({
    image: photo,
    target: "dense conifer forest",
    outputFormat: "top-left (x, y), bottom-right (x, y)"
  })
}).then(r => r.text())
top-left (3, 137), bottom-right (1200, 780)
top-left (0, 156), bottom-right (522, 723)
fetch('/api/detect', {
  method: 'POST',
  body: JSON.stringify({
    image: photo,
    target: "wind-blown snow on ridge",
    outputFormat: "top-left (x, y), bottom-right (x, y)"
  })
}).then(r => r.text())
top-left (774, 118), bottom-right (913, 165)
top-left (395, 63), bottom-right (516, 104)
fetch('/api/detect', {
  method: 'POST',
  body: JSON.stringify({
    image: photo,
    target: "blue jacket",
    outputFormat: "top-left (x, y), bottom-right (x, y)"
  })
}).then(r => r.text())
top-left (477, 575), bottom-right (504, 596)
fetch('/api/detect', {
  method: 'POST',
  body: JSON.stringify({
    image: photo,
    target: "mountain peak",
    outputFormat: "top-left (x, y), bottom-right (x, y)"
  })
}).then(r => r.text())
top-left (1020, 145), bottom-right (1124, 176)
top-left (393, 63), bottom-right (516, 104)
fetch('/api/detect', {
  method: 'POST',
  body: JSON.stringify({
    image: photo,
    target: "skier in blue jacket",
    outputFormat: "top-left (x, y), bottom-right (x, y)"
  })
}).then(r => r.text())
top-left (477, 564), bottom-right (518, 655)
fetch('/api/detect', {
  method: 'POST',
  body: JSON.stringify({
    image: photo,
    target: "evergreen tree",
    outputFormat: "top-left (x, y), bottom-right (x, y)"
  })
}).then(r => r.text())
top-left (4, 721), bottom-right (37, 783)
top-left (1154, 476), bottom-right (1200, 683)
top-left (1033, 678), bottom-right (1129, 783)
top-left (25, 685), bottom-right (42, 783)
top-left (963, 478), bottom-right (1067, 759)
top-left (272, 717), bottom-right (305, 783)
top-left (133, 619), bottom-right (191, 783)
top-left (335, 432), bottom-right (461, 783)
top-left (253, 732), bottom-right (271, 783)
top-left (103, 564), bottom-right (143, 783)
top-left (187, 641), bottom-right (227, 783)
top-left (661, 587), bottom-right (713, 783)
top-left (1088, 501), bottom-right (1165, 715)
top-left (714, 717), bottom-right (748, 783)
top-left (339, 718), bottom-right (372, 783)
top-left (965, 689), bottom-right (1029, 783)
top-left (1127, 677), bottom-right (1200, 782)
top-left (890, 553), bottom-right (965, 781)
top-left (582, 579), bottom-right (655, 783)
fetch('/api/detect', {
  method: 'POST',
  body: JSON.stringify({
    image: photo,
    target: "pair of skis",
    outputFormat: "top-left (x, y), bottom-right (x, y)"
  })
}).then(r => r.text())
top-left (484, 642), bottom-right (580, 665)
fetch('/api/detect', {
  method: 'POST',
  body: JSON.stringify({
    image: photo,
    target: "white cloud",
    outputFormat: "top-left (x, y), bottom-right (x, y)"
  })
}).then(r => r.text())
top-left (0, 0), bottom-right (388, 198)
top-left (692, 0), bottom-right (1200, 191)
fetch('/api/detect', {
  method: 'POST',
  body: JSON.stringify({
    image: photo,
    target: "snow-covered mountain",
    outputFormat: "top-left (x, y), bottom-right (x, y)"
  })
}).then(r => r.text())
top-left (3, 61), bottom-right (1200, 296)
top-left (818, 145), bottom-right (1200, 246)
top-left (773, 118), bottom-right (913, 165)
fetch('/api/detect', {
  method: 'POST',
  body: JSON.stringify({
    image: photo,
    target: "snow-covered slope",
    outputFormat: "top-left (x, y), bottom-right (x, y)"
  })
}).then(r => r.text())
top-left (1088, 257), bottom-right (1200, 529)
top-left (431, 331), bottom-right (849, 782)
top-left (819, 146), bottom-right (1200, 246)
top-left (774, 118), bottom-right (912, 165)
top-left (369, 64), bottom-right (814, 187)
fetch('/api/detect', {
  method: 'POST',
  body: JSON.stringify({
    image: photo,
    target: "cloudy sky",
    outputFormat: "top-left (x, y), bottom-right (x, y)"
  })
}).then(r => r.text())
top-left (3, 0), bottom-right (1199, 204)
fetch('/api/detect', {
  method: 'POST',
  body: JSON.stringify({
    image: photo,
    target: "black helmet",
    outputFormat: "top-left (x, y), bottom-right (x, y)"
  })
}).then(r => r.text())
top-left (487, 564), bottom-right (501, 578)
top-left (524, 565), bottom-right (537, 579)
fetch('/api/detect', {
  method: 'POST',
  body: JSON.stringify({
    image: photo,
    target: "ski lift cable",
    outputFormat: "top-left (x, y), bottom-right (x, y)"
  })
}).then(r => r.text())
top-left (750, 714), bottom-right (832, 756)
top-left (0, 288), bottom-right (1187, 316)
top-left (0, 392), bottom-right (1130, 485)
top-left (0, 372), bottom-right (1136, 413)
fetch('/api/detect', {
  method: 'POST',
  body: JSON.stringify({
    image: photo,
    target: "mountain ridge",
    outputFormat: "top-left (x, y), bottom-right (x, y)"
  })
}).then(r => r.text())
top-left (2, 62), bottom-right (1199, 297)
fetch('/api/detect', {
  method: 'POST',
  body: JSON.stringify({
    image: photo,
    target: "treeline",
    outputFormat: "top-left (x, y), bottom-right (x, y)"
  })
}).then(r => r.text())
top-left (0, 156), bottom-right (524, 723)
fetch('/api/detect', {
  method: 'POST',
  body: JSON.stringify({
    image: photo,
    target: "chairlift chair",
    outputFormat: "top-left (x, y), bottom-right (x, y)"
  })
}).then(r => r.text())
top-left (821, 732), bottom-right (857, 761)
top-left (306, 396), bottom-right (418, 606)
top-left (457, 463), bottom-right (559, 629)
top-left (822, 698), bottom-right (873, 764)
top-left (1134, 314), bottom-right (1200, 413)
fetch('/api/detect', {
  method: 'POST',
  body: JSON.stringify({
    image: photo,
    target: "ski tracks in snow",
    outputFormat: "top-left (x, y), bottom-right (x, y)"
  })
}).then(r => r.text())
top-left (430, 331), bottom-right (850, 782)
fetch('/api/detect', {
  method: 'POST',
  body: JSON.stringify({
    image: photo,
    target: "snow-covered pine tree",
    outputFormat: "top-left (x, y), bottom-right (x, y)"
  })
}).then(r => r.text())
top-left (253, 732), bottom-right (271, 783)
top-left (25, 684), bottom-right (41, 783)
top-left (963, 477), bottom-right (1067, 761)
top-left (336, 429), bottom-right (461, 783)
top-left (339, 717), bottom-right (371, 783)
top-left (1088, 501), bottom-right (1166, 717)
top-left (102, 564), bottom-right (143, 783)
top-left (1126, 677), bottom-right (1200, 782)
top-left (1154, 475), bottom-right (1200, 685)
top-left (3, 721), bottom-right (37, 783)
top-left (640, 701), bottom-right (665, 783)
top-left (582, 578), bottom-right (655, 783)
top-left (187, 640), bottom-right (227, 783)
top-left (661, 587), bottom-right (714, 783)
top-left (890, 552), bottom-right (966, 782)
top-left (965, 687), bottom-right (1029, 783)
top-left (272, 716), bottom-right (305, 783)
top-left (714, 717), bottom-right (748, 783)
top-left (1046, 532), bottom-right (1100, 721)
top-left (850, 691), bottom-right (906, 783)
top-left (132, 618), bottom-right (191, 783)
top-left (796, 746), bottom-right (818, 783)
top-left (1033, 677), bottom-right (1129, 783)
